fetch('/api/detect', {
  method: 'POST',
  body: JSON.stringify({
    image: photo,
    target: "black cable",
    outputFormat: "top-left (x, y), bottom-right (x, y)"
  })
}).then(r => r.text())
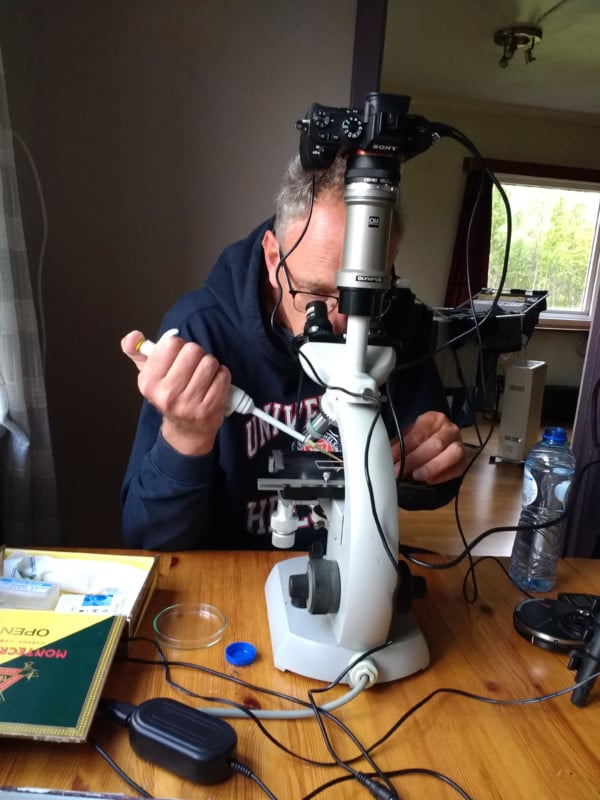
top-left (97, 699), bottom-right (278, 799)
top-left (224, 638), bottom-right (428, 799)
top-left (230, 759), bottom-right (279, 799)
top-left (432, 376), bottom-right (600, 600)
top-left (452, 416), bottom-right (496, 604)
top-left (363, 671), bottom-right (600, 762)
top-left (387, 129), bottom-right (513, 381)
top-left (403, 456), bottom-right (600, 572)
top-left (460, 554), bottom-right (535, 600)
top-left (127, 633), bottom-right (415, 790)
top-left (307, 681), bottom-right (400, 800)
top-left (169, 638), bottom-right (403, 799)
top-left (434, 124), bottom-right (513, 427)
top-left (535, 0), bottom-right (569, 25)
top-left (88, 737), bottom-right (153, 798)
top-left (404, 517), bottom-right (556, 571)
top-left (305, 647), bottom-right (401, 797)
top-left (211, 696), bottom-right (333, 767)
top-left (269, 174), bottom-right (316, 335)
top-left (362, 397), bottom-right (404, 575)
top-left (386, 379), bottom-right (407, 479)
top-left (120, 642), bottom-right (600, 800)
top-left (448, 345), bottom-right (480, 440)
top-left (295, 334), bottom-right (421, 583)
top-left (278, 340), bottom-right (405, 580)
top-left (122, 642), bottom-right (416, 799)
top-left (126, 637), bottom-right (388, 769)
top-left (381, 123), bottom-right (513, 604)
top-left (127, 636), bottom-right (320, 711)
top-left (97, 655), bottom-right (599, 800)
top-left (96, 686), bottom-right (393, 800)
top-left (302, 766), bottom-right (474, 800)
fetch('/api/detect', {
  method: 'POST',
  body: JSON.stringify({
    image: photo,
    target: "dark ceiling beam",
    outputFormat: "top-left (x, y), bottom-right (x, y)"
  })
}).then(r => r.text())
top-left (350, 0), bottom-right (388, 107)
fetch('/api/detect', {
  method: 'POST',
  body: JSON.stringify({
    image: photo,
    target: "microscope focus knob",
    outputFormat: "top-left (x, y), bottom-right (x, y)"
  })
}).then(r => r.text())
top-left (289, 573), bottom-right (309, 608)
top-left (306, 558), bottom-right (341, 615)
top-left (395, 560), bottom-right (427, 613)
top-left (289, 558), bottom-right (341, 614)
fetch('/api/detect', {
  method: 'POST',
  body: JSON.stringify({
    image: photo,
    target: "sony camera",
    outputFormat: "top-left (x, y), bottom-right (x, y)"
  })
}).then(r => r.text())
top-left (297, 92), bottom-right (439, 171)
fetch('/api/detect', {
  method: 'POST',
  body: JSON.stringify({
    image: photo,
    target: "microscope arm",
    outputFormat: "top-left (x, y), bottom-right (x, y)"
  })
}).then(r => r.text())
top-left (263, 324), bottom-right (430, 684)
top-left (300, 329), bottom-right (399, 651)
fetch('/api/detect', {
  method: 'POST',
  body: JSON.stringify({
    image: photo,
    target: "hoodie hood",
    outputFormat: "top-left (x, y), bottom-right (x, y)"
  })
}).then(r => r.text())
top-left (158, 218), bottom-right (307, 402)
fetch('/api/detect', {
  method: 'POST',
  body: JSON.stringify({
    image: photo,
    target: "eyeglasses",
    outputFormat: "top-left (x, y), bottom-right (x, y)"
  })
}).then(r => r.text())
top-left (279, 257), bottom-right (340, 314)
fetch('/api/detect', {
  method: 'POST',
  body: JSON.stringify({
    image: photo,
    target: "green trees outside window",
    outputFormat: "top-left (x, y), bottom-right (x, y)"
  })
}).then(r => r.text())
top-left (488, 181), bottom-right (600, 316)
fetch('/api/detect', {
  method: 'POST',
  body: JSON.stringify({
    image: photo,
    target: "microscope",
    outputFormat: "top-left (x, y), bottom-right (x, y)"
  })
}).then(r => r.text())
top-left (260, 94), bottom-right (441, 684)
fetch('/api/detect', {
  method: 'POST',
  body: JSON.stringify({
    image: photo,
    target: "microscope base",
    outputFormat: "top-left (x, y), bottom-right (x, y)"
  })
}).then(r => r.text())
top-left (265, 556), bottom-right (430, 684)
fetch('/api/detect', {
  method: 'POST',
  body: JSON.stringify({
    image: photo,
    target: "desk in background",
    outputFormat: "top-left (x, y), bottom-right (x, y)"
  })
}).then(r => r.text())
top-left (434, 290), bottom-right (548, 432)
top-left (1, 551), bottom-right (598, 799)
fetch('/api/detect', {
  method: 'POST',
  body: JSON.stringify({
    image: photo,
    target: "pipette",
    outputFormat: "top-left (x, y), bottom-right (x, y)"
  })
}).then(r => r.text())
top-left (134, 331), bottom-right (306, 443)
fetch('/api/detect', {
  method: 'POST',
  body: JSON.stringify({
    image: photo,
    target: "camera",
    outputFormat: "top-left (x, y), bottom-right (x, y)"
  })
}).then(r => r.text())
top-left (513, 593), bottom-right (600, 653)
top-left (297, 92), bottom-right (439, 171)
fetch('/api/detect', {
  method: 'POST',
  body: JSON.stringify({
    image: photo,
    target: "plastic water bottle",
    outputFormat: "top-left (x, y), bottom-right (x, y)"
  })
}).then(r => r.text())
top-left (508, 426), bottom-right (575, 593)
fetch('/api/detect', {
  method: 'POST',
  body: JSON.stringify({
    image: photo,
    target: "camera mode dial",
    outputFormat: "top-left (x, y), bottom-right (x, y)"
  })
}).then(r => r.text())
top-left (342, 115), bottom-right (363, 139)
top-left (313, 110), bottom-right (331, 129)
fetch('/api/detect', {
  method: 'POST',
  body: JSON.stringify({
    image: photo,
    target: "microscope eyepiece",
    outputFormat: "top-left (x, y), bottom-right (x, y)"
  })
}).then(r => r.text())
top-left (304, 301), bottom-right (332, 336)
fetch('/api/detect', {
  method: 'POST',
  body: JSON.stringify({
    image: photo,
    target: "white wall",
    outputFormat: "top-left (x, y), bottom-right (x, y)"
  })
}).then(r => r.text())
top-left (0, 0), bottom-right (357, 547)
top-left (388, 98), bottom-right (600, 387)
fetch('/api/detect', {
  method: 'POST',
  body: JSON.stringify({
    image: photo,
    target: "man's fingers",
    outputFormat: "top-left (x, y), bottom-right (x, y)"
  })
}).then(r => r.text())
top-left (121, 330), bottom-right (149, 368)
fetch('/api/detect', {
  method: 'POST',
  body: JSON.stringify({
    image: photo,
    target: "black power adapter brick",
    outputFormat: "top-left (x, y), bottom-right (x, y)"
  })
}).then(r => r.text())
top-left (106, 697), bottom-right (238, 785)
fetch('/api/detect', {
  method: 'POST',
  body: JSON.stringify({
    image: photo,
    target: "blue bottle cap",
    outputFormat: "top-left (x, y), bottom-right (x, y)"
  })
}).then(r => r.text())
top-left (225, 641), bottom-right (257, 666)
top-left (542, 426), bottom-right (567, 444)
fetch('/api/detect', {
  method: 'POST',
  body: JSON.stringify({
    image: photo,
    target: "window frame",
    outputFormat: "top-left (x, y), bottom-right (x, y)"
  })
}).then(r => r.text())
top-left (484, 159), bottom-right (600, 331)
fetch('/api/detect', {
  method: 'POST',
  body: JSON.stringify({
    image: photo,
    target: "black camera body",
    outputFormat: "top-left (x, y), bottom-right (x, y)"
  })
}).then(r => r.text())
top-left (297, 92), bottom-right (439, 171)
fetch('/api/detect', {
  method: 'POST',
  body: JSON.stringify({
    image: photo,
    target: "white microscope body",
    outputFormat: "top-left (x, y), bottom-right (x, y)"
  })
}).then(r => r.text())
top-left (263, 98), bottom-right (434, 683)
top-left (263, 334), bottom-right (430, 684)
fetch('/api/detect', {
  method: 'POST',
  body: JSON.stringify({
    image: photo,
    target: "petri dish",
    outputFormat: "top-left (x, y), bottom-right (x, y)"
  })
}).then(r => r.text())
top-left (153, 602), bottom-right (227, 650)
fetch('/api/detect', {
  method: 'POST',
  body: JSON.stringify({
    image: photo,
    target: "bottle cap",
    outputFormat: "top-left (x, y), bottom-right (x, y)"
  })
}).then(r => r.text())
top-left (542, 426), bottom-right (567, 444)
top-left (225, 641), bottom-right (257, 666)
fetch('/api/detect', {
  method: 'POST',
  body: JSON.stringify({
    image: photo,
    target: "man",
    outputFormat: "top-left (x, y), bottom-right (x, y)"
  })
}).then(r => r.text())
top-left (121, 155), bottom-right (465, 550)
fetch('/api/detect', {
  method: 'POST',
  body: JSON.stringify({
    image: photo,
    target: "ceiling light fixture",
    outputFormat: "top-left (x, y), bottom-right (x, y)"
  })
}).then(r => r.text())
top-left (494, 26), bottom-right (543, 68)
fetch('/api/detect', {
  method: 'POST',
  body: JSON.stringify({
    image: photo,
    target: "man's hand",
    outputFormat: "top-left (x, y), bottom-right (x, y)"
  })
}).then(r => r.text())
top-left (391, 411), bottom-right (466, 485)
top-left (121, 330), bottom-right (231, 457)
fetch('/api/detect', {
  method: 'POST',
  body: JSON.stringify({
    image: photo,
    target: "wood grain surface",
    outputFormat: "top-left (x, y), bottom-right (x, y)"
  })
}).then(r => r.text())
top-left (1, 550), bottom-right (598, 799)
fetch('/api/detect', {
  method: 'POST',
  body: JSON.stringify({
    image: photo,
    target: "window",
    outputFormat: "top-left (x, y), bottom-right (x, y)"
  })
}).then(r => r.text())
top-left (485, 161), bottom-right (600, 328)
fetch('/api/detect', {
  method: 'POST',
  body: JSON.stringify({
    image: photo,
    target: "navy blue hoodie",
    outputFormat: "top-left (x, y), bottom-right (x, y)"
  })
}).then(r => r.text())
top-left (122, 219), bottom-right (456, 551)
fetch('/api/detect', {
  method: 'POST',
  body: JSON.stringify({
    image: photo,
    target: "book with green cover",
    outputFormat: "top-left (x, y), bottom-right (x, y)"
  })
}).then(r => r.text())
top-left (0, 609), bottom-right (125, 742)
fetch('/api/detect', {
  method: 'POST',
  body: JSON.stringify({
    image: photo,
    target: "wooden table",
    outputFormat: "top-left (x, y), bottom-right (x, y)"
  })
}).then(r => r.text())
top-left (1, 551), bottom-right (599, 799)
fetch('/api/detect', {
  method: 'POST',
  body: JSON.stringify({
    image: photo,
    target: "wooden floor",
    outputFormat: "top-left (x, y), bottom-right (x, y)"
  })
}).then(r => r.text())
top-left (400, 416), bottom-right (529, 557)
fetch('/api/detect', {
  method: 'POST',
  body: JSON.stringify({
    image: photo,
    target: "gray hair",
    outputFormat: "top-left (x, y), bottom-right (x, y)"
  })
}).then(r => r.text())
top-left (273, 154), bottom-right (404, 242)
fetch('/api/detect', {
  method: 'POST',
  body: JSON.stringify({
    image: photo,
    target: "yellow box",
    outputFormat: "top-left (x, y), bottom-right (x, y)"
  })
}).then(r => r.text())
top-left (0, 547), bottom-right (158, 643)
top-left (0, 547), bottom-right (158, 742)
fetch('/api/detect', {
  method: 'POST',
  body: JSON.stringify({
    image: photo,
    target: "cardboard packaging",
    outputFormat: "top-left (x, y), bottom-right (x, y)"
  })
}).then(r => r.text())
top-left (0, 547), bottom-right (158, 742)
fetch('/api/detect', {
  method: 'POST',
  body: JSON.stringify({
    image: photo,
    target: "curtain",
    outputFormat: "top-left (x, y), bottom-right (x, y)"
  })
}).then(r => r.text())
top-left (444, 159), bottom-right (493, 308)
top-left (0, 45), bottom-right (60, 545)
